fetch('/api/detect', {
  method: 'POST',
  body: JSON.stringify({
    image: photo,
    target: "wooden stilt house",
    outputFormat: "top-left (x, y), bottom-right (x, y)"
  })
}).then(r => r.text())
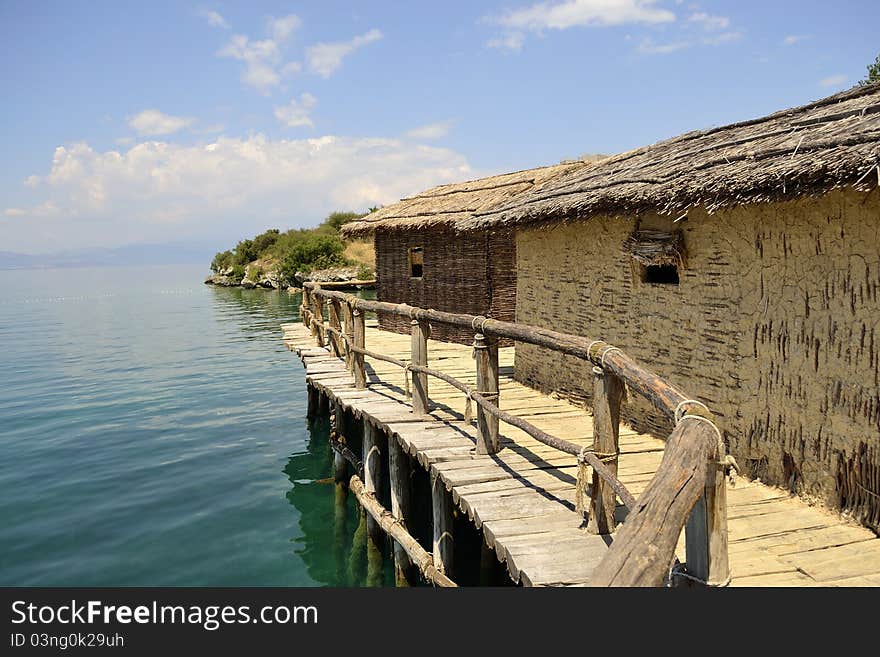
top-left (341, 163), bottom-right (581, 344)
top-left (461, 83), bottom-right (880, 529)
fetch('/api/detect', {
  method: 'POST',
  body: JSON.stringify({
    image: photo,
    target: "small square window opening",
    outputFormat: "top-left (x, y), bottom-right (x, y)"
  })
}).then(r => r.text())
top-left (642, 263), bottom-right (679, 285)
top-left (409, 247), bottom-right (423, 278)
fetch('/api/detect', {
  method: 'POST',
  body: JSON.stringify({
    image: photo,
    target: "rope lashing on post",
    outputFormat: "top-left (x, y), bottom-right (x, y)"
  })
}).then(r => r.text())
top-left (463, 389), bottom-right (499, 424)
top-left (403, 361), bottom-right (412, 399)
top-left (575, 446), bottom-right (619, 515)
top-left (599, 346), bottom-right (622, 369)
top-left (673, 399), bottom-right (712, 423)
top-left (675, 407), bottom-right (741, 485)
top-left (669, 562), bottom-right (732, 588)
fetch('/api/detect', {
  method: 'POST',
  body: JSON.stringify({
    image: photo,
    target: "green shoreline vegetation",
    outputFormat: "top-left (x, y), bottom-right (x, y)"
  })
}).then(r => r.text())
top-left (209, 210), bottom-right (376, 288)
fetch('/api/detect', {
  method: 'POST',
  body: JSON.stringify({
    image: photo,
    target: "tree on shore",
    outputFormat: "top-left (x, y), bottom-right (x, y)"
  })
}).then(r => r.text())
top-left (859, 54), bottom-right (880, 87)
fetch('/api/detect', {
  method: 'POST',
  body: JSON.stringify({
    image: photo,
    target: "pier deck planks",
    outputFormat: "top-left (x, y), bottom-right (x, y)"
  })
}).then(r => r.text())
top-left (282, 320), bottom-right (880, 587)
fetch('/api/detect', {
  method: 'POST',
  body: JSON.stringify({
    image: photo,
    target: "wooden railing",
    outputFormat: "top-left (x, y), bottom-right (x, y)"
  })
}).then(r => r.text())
top-left (300, 282), bottom-right (734, 587)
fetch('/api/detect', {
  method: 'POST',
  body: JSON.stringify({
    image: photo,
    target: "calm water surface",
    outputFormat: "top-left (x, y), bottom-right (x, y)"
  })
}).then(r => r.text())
top-left (0, 264), bottom-right (388, 586)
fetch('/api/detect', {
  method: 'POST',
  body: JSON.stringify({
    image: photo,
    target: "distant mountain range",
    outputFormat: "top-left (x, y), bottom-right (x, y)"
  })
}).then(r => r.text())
top-left (0, 243), bottom-right (216, 270)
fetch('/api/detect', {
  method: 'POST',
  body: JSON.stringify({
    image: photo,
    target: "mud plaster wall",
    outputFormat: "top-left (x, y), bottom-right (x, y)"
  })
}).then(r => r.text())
top-left (514, 188), bottom-right (880, 530)
top-left (374, 228), bottom-right (516, 345)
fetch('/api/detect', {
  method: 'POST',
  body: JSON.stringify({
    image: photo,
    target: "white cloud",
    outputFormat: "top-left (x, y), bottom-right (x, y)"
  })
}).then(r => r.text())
top-left (218, 35), bottom-right (282, 93)
top-left (127, 109), bottom-right (195, 136)
top-left (638, 30), bottom-right (741, 54)
top-left (306, 29), bottom-right (383, 78)
top-left (638, 38), bottom-right (689, 54)
top-left (6, 136), bottom-right (473, 251)
top-left (485, 0), bottom-right (674, 51)
top-left (198, 9), bottom-right (229, 29)
top-left (282, 61), bottom-right (302, 76)
top-left (269, 14), bottom-right (301, 42)
top-left (494, 0), bottom-right (675, 31)
top-left (217, 15), bottom-right (300, 94)
top-left (819, 74), bottom-right (847, 88)
top-left (784, 34), bottom-right (808, 46)
top-left (486, 32), bottom-right (525, 52)
top-left (687, 12), bottom-right (729, 31)
top-left (274, 93), bottom-right (318, 128)
top-left (404, 120), bottom-right (454, 140)
top-left (4, 207), bottom-right (26, 216)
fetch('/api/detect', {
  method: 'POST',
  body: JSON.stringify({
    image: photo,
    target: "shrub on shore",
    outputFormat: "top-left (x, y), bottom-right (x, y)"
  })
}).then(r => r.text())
top-left (210, 209), bottom-right (376, 284)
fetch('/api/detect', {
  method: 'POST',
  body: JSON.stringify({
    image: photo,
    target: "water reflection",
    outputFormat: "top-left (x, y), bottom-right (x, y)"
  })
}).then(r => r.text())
top-left (283, 415), bottom-right (395, 586)
top-left (215, 284), bottom-right (392, 586)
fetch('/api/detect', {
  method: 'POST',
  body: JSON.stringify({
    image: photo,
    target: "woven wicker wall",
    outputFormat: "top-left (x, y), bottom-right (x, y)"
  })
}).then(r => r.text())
top-left (514, 188), bottom-right (880, 530)
top-left (374, 228), bottom-right (516, 345)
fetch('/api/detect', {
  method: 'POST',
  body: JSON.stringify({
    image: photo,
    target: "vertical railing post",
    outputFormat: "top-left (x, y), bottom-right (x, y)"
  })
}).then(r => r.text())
top-left (302, 286), bottom-right (312, 331)
top-left (312, 288), bottom-right (325, 347)
top-left (587, 366), bottom-right (625, 534)
top-left (328, 299), bottom-right (342, 357)
top-left (473, 333), bottom-right (499, 454)
top-left (343, 302), bottom-right (354, 373)
top-left (353, 307), bottom-right (366, 389)
top-left (410, 319), bottom-right (430, 416)
top-left (684, 442), bottom-right (730, 586)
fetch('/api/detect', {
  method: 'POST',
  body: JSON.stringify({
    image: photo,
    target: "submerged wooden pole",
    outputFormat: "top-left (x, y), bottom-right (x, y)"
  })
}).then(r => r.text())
top-left (431, 471), bottom-right (453, 577)
top-left (353, 308), bottom-right (366, 388)
top-left (388, 436), bottom-right (416, 586)
top-left (306, 384), bottom-right (319, 420)
top-left (349, 476), bottom-right (456, 587)
top-left (333, 401), bottom-right (349, 484)
top-left (684, 443), bottom-right (730, 586)
top-left (362, 419), bottom-right (384, 584)
top-left (411, 320), bottom-right (430, 416)
top-left (474, 333), bottom-right (500, 454)
top-left (588, 366), bottom-right (624, 535)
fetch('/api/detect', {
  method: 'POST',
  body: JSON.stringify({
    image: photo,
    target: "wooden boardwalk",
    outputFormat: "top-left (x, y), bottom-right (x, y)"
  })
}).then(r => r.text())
top-left (283, 320), bottom-right (880, 586)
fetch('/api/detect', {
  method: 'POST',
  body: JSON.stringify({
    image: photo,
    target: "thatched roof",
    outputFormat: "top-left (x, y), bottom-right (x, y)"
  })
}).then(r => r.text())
top-left (462, 82), bottom-right (880, 231)
top-left (340, 161), bottom-right (588, 238)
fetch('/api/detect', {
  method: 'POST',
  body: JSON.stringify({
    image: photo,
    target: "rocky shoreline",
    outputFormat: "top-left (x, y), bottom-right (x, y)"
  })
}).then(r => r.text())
top-left (204, 265), bottom-right (372, 292)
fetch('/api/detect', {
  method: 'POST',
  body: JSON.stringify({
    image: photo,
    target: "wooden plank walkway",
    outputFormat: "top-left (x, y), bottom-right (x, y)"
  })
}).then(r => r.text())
top-left (283, 320), bottom-right (880, 586)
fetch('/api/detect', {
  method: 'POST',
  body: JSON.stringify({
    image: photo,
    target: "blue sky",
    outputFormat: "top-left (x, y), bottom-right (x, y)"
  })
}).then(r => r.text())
top-left (2, 0), bottom-right (878, 254)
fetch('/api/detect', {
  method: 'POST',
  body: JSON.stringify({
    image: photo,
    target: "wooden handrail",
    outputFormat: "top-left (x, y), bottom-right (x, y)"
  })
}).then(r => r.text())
top-left (303, 282), bottom-right (691, 420)
top-left (589, 419), bottom-right (722, 586)
top-left (301, 282), bottom-right (730, 587)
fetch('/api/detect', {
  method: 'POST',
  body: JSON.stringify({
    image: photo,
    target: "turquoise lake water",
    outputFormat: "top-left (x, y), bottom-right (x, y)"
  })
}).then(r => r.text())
top-left (0, 264), bottom-right (391, 586)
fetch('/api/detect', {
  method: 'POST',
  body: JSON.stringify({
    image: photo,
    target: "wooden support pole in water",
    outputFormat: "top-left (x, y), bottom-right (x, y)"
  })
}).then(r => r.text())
top-left (431, 471), bottom-right (453, 577)
top-left (306, 384), bottom-right (319, 420)
top-left (327, 299), bottom-right (342, 358)
top-left (362, 419), bottom-right (384, 554)
top-left (353, 309), bottom-right (366, 388)
top-left (349, 476), bottom-right (456, 587)
top-left (410, 320), bottom-right (430, 416)
top-left (684, 443), bottom-right (730, 587)
top-left (474, 333), bottom-right (500, 454)
top-left (588, 366), bottom-right (624, 535)
top-left (388, 436), bottom-right (416, 586)
top-left (333, 401), bottom-right (348, 484)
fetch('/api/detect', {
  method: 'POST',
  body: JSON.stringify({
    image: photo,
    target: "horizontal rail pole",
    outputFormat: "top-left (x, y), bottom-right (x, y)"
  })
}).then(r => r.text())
top-left (349, 475), bottom-right (457, 587)
top-left (305, 284), bottom-right (691, 421)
